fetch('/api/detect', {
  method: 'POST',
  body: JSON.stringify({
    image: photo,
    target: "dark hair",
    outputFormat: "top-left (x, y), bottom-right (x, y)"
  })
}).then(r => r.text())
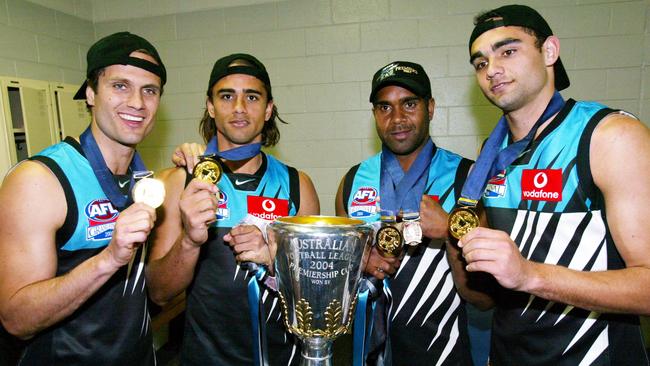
top-left (85, 48), bottom-right (164, 110)
top-left (474, 11), bottom-right (546, 49)
top-left (199, 57), bottom-right (286, 146)
top-left (198, 100), bottom-right (285, 147)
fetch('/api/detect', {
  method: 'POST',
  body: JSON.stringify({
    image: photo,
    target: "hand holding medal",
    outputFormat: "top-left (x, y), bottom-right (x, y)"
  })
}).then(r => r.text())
top-left (132, 174), bottom-right (166, 209)
top-left (193, 154), bottom-right (222, 185)
top-left (375, 212), bottom-right (404, 258)
top-left (448, 205), bottom-right (480, 240)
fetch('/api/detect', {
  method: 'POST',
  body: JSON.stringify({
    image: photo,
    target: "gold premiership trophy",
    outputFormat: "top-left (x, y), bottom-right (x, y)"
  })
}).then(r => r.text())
top-left (267, 216), bottom-right (373, 366)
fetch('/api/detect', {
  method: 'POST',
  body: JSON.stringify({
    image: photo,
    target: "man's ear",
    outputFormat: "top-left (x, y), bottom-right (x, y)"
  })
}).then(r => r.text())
top-left (543, 36), bottom-right (560, 67)
top-left (206, 97), bottom-right (216, 118)
top-left (428, 97), bottom-right (435, 121)
top-left (264, 100), bottom-right (274, 122)
top-left (85, 85), bottom-right (95, 106)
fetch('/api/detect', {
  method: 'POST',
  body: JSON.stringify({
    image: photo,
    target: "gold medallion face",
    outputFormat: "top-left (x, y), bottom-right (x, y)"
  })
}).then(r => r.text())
top-left (132, 177), bottom-right (166, 209)
top-left (193, 158), bottom-right (222, 185)
top-left (376, 226), bottom-right (403, 257)
top-left (448, 207), bottom-right (479, 239)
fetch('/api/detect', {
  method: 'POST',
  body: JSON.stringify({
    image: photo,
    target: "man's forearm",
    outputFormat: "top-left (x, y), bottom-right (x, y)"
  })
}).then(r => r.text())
top-left (146, 233), bottom-right (201, 306)
top-left (1, 249), bottom-right (120, 339)
top-left (446, 240), bottom-right (495, 310)
top-left (522, 262), bottom-right (650, 315)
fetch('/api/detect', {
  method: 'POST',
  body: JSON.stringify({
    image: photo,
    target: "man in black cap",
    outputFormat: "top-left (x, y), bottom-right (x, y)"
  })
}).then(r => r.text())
top-left (0, 31), bottom-right (165, 364)
top-left (334, 61), bottom-right (486, 365)
top-left (456, 4), bottom-right (650, 365)
top-left (147, 53), bottom-right (319, 365)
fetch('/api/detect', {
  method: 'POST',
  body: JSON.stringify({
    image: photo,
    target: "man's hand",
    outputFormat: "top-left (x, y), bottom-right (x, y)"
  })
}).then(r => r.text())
top-left (458, 227), bottom-right (533, 291)
top-left (172, 142), bottom-right (206, 173)
top-left (364, 246), bottom-right (402, 280)
top-left (105, 202), bottom-right (156, 268)
top-left (419, 195), bottom-right (448, 239)
top-left (224, 225), bottom-right (273, 268)
top-left (179, 179), bottom-right (219, 246)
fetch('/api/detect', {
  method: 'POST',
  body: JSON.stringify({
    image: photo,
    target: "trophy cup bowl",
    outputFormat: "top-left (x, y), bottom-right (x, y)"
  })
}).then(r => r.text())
top-left (268, 216), bottom-right (373, 366)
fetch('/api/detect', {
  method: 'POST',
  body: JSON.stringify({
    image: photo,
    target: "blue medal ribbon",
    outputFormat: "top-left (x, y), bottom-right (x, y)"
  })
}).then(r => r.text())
top-left (457, 91), bottom-right (565, 207)
top-left (353, 278), bottom-right (379, 366)
top-left (205, 136), bottom-right (267, 364)
top-left (79, 127), bottom-right (146, 210)
top-left (379, 138), bottom-right (435, 214)
top-left (205, 136), bottom-right (262, 161)
top-left (248, 265), bottom-right (269, 366)
top-left (357, 139), bottom-right (434, 365)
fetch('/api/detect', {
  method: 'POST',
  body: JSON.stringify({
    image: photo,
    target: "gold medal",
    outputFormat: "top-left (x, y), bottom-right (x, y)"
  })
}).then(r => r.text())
top-left (193, 156), bottom-right (222, 185)
top-left (132, 177), bottom-right (166, 209)
top-left (376, 225), bottom-right (403, 257)
top-left (448, 206), bottom-right (479, 239)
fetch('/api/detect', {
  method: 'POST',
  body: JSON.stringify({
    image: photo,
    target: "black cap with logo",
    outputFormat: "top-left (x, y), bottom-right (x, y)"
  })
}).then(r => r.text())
top-left (468, 4), bottom-right (570, 91)
top-left (369, 61), bottom-right (431, 103)
top-left (73, 32), bottom-right (166, 100)
top-left (206, 53), bottom-right (272, 99)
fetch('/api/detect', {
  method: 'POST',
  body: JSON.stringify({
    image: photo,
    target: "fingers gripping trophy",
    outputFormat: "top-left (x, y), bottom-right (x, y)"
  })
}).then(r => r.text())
top-left (267, 216), bottom-right (373, 366)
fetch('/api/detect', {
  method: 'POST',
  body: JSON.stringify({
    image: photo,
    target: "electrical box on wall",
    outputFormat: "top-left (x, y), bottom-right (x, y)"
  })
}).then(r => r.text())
top-left (0, 78), bottom-right (90, 179)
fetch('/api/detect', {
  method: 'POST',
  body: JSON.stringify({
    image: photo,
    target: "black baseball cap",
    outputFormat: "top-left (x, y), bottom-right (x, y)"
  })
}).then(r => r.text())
top-left (73, 32), bottom-right (166, 100)
top-left (468, 4), bottom-right (570, 91)
top-left (206, 53), bottom-right (272, 99)
top-left (369, 61), bottom-right (431, 103)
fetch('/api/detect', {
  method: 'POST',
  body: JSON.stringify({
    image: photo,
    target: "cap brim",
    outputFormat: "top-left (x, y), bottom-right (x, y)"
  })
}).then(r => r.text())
top-left (370, 79), bottom-right (429, 102)
top-left (73, 81), bottom-right (88, 100)
top-left (554, 57), bottom-right (570, 91)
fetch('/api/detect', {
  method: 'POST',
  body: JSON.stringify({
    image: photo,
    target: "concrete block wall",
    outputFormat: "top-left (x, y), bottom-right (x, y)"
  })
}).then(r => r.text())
top-left (1, 0), bottom-right (648, 216)
top-left (90, 0), bottom-right (648, 215)
top-left (0, 0), bottom-right (92, 84)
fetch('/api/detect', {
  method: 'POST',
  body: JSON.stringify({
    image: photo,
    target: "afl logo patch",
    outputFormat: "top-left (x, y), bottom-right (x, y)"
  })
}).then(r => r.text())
top-left (484, 170), bottom-right (507, 199)
top-left (85, 199), bottom-right (118, 241)
top-left (353, 187), bottom-right (377, 204)
top-left (350, 187), bottom-right (378, 218)
top-left (85, 199), bottom-right (118, 223)
top-left (216, 191), bottom-right (230, 220)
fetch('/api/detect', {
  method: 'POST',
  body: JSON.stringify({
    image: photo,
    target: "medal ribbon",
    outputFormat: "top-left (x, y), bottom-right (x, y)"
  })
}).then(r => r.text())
top-left (457, 91), bottom-right (565, 207)
top-left (80, 127), bottom-right (146, 210)
top-left (353, 278), bottom-right (379, 366)
top-left (380, 138), bottom-right (434, 214)
top-left (206, 136), bottom-right (266, 364)
top-left (248, 265), bottom-right (269, 366)
top-left (375, 140), bottom-right (434, 364)
top-left (205, 136), bottom-right (261, 161)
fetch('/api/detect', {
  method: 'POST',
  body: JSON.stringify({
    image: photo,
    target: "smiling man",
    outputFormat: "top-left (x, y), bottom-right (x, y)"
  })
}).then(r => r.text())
top-left (0, 32), bottom-right (165, 365)
top-left (455, 4), bottom-right (650, 365)
top-left (335, 61), bottom-right (477, 365)
top-left (147, 53), bottom-right (319, 365)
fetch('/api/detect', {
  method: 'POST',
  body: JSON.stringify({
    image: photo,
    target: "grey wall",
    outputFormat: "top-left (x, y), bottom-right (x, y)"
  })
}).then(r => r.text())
top-left (1, 0), bottom-right (649, 216)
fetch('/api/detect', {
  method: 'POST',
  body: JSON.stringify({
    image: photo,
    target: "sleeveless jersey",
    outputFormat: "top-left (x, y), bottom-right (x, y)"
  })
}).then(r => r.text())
top-left (343, 145), bottom-right (473, 366)
top-left (181, 153), bottom-right (301, 366)
top-left (483, 100), bottom-right (649, 365)
top-left (19, 138), bottom-right (155, 365)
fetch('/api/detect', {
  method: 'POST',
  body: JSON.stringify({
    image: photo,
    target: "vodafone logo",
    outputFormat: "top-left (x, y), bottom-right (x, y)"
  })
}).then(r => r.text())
top-left (521, 169), bottom-right (562, 202)
top-left (248, 196), bottom-right (289, 220)
top-left (533, 172), bottom-right (548, 188)
top-left (262, 199), bottom-right (276, 212)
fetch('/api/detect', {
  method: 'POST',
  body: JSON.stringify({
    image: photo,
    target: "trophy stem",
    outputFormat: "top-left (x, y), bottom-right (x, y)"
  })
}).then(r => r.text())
top-left (300, 338), bottom-right (333, 366)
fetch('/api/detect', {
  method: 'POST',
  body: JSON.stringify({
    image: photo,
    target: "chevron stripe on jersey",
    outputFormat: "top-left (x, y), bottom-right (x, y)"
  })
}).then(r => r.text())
top-left (345, 145), bottom-right (473, 365)
top-left (20, 138), bottom-right (155, 366)
top-left (483, 100), bottom-right (649, 366)
top-left (182, 153), bottom-right (300, 366)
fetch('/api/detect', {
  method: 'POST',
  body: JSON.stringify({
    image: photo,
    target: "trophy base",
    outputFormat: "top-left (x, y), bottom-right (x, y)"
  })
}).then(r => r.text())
top-left (300, 338), bottom-right (333, 366)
